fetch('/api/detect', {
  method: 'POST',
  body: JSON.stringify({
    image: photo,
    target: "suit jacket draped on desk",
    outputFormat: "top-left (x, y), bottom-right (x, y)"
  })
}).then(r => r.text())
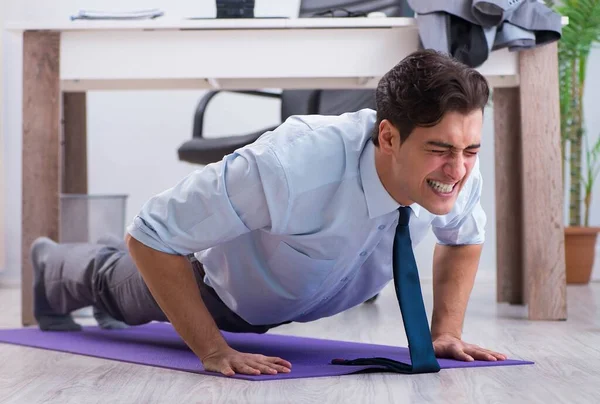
top-left (407, 0), bottom-right (563, 67)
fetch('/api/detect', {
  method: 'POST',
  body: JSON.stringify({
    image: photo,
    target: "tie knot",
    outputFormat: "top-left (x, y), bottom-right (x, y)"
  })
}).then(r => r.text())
top-left (398, 206), bottom-right (411, 226)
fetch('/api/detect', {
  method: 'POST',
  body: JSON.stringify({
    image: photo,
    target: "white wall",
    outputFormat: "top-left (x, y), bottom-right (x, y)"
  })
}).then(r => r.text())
top-left (0, 0), bottom-right (6, 271)
top-left (2, 0), bottom-right (599, 284)
top-left (581, 47), bottom-right (600, 280)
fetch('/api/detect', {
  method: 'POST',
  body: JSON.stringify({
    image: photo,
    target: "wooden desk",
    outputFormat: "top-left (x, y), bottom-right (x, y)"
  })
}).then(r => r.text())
top-left (6, 17), bottom-right (567, 324)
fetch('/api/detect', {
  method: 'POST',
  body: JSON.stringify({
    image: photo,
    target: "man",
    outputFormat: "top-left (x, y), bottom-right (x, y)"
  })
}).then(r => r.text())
top-left (31, 49), bottom-right (506, 377)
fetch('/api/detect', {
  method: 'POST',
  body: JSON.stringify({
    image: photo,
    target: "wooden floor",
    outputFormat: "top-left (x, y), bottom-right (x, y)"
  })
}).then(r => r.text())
top-left (1, 280), bottom-right (599, 404)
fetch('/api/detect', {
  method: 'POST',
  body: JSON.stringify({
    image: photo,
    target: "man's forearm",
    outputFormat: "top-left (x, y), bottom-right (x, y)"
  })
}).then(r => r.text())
top-left (430, 243), bottom-right (483, 340)
top-left (126, 234), bottom-right (228, 360)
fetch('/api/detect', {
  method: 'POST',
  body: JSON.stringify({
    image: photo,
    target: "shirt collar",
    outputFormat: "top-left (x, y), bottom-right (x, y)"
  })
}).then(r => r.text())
top-left (359, 140), bottom-right (421, 219)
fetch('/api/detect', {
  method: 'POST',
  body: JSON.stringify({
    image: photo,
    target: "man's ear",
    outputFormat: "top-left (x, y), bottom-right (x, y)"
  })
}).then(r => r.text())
top-left (378, 120), bottom-right (400, 154)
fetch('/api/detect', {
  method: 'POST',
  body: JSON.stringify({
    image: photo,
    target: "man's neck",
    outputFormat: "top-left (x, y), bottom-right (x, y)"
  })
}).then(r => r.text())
top-left (373, 144), bottom-right (412, 206)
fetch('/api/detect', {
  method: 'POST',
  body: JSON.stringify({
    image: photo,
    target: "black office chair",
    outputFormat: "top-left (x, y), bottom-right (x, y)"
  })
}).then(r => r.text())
top-left (177, 0), bottom-right (412, 165)
top-left (178, 90), bottom-right (318, 163)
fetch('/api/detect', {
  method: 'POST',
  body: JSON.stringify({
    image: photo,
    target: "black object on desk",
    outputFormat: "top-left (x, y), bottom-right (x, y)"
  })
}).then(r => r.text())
top-left (216, 0), bottom-right (255, 18)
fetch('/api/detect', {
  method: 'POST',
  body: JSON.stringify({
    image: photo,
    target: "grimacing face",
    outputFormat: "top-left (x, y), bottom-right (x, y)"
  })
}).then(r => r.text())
top-left (376, 110), bottom-right (482, 215)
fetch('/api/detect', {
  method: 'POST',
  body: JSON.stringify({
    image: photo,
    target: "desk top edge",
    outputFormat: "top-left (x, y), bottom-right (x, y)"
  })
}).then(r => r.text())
top-left (5, 17), bottom-right (420, 32)
top-left (4, 15), bottom-right (568, 32)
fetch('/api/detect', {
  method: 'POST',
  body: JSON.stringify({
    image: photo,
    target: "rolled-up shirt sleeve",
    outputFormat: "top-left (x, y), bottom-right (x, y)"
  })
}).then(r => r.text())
top-left (431, 158), bottom-right (487, 246)
top-left (127, 141), bottom-right (289, 256)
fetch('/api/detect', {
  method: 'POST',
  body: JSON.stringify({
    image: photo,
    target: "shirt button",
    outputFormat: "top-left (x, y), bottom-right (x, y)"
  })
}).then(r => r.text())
top-left (378, 225), bottom-right (386, 230)
top-left (359, 251), bottom-right (367, 256)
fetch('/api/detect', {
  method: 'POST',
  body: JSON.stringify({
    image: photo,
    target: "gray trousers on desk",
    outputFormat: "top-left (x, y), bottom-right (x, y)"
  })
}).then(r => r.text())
top-left (43, 236), bottom-right (277, 333)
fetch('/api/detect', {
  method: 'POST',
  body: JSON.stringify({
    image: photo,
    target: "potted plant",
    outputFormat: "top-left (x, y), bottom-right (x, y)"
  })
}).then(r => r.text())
top-left (554, 0), bottom-right (600, 283)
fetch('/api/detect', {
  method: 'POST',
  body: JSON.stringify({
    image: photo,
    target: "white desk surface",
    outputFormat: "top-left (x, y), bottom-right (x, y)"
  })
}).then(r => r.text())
top-left (5, 17), bottom-right (417, 32)
top-left (4, 15), bottom-right (568, 32)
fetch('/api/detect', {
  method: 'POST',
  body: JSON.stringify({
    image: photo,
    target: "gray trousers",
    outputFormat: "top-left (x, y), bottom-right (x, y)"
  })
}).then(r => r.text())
top-left (43, 236), bottom-right (279, 333)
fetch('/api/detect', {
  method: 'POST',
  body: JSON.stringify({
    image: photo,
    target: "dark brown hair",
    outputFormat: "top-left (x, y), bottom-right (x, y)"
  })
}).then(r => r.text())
top-left (372, 49), bottom-right (490, 145)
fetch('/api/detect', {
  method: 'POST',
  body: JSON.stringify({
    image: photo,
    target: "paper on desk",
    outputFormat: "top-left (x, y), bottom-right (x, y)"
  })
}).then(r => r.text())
top-left (70, 9), bottom-right (165, 20)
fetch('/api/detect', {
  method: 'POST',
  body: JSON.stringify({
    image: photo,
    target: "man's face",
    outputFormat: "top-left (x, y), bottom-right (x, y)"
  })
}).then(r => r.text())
top-left (377, 110), bottom-right (482, 215)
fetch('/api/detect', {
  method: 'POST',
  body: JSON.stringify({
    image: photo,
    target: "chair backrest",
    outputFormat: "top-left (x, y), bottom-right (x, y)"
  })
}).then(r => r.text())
top-left (280, 90), bottom-right (321, 121)
top-left (316, 89), bottom-right (376, 115)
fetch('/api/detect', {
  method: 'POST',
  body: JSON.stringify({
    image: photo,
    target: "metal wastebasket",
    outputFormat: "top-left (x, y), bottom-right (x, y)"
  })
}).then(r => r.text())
top-left (59, 193), bottom-right (128, 244)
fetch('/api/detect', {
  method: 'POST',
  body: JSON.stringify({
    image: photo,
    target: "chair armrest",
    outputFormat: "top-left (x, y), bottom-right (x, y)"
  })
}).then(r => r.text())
top-left (193, 90), bottom-right (282, 139)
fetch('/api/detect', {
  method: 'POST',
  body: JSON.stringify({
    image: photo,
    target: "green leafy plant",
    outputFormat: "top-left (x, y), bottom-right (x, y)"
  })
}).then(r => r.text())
top-left (554, 0), bottom-right (600, 226)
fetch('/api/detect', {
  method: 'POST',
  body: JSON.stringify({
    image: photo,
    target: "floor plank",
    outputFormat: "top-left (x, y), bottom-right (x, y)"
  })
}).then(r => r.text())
top-left (0, 280), bottom-right (599, 404)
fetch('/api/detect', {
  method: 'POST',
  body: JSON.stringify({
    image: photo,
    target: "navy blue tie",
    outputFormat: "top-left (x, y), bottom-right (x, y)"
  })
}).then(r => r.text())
top-left (391, 206), bottom-right (440, 373)
top-left (332, 206), bottom-right (440, 374)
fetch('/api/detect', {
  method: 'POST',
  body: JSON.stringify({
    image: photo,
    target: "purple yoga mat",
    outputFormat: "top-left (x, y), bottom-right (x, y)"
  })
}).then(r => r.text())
top-left (0, 323), bottom-right (532, 381)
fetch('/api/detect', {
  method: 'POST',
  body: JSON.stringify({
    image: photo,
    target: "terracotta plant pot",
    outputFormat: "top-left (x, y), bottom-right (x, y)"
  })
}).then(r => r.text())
top-left (564, 226), bottom-right (600, 284)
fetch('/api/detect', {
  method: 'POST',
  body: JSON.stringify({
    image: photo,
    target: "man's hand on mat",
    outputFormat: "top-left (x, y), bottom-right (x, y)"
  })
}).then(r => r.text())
top-left (432, 333), bottom-right (507, 362)
top-left (202, 346), bottom-right (292, 376)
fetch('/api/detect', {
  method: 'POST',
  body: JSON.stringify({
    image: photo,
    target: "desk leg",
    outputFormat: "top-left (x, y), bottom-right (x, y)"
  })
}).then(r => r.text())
top-left (493, 87), bottom-right (524, 305)
top-left (21, 31), bottom-right (60, 326)
top-left (518, 42), bottom-right (567, 320)
top-left (62, 93), bottom-right (88, 195)
top-left (61, 93), bottom-right (89, 243)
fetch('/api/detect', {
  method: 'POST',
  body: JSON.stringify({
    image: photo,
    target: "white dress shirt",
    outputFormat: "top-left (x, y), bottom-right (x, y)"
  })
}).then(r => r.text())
top-left (127, 109), bottom-right (486, 326)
